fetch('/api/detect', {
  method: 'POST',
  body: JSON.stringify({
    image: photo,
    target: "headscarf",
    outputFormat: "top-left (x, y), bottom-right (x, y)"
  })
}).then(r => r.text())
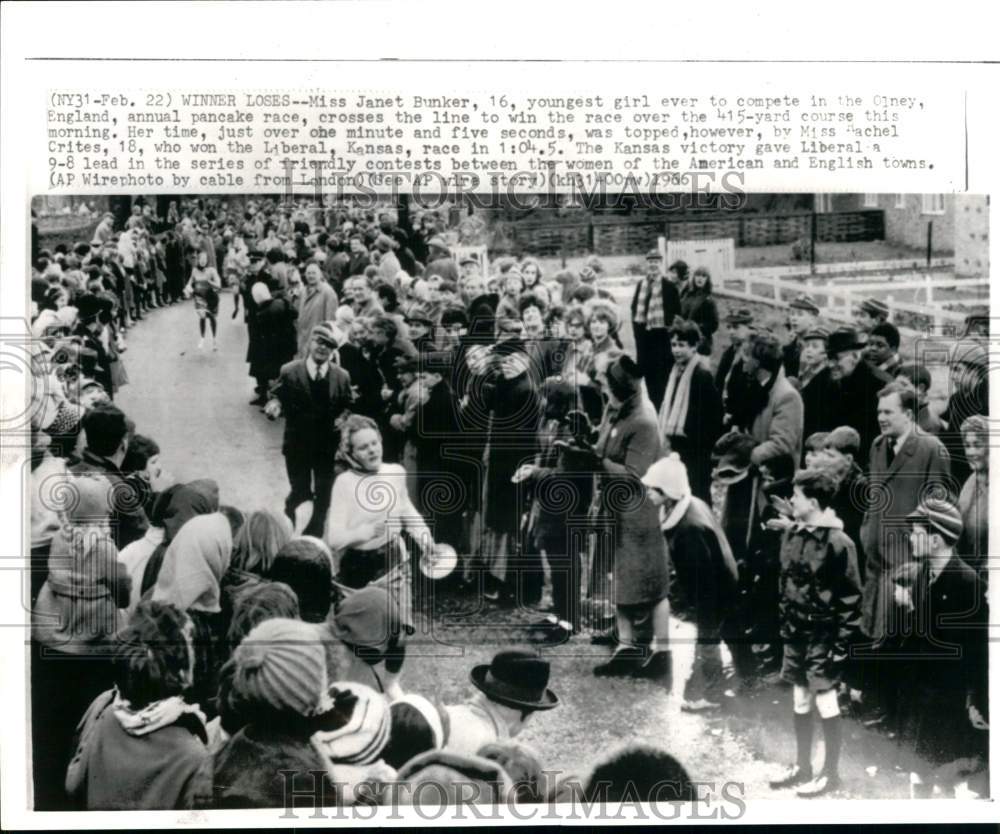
top-left (162, 479), bottom-right (220, 541)
top-left (152, 513), bottom-right (232, 613)
top-left (140, 479), bottom-right (221, 594)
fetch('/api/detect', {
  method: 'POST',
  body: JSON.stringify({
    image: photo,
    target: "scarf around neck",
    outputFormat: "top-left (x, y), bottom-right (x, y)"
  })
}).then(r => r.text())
top-left (659, 356), bottom-right (702, 439)
top-left (112, 689), bottom-right (206, 737)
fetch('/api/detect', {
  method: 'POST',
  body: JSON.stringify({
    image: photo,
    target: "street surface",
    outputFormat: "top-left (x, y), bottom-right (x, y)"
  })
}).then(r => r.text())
top-left (117, 292), bottom-right (914, 800)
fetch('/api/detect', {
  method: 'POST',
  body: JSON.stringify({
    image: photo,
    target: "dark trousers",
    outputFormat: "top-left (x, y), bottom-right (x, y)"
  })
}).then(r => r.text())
top-left (633, 324), bottom-right (673, 412)
top-left (284, 449), bottom-right (335, 538)
top-left (540, 539), bottom-right (581, 630)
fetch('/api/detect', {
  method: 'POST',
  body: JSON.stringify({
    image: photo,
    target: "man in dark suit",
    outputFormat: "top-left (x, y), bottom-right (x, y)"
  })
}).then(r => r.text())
top-left (857, 382), bottom-right (951, 723)
top-left (266, 323), bottom-right (353, 537)
top-left (631, 249), bottom-right (681, 412)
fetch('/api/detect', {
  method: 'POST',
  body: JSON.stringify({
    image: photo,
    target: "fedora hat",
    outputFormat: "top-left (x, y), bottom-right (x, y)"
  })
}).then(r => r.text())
top-left (470, 648), bottom-right (559, 711)
top-left (827, 326), bottom-right (866, 356)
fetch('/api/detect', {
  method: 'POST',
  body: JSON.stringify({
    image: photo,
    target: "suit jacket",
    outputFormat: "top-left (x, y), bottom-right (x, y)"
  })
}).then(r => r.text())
top-left (270, 359), bottom-right (352, 457)
top-left (859, 431), bottom-right (951, 640)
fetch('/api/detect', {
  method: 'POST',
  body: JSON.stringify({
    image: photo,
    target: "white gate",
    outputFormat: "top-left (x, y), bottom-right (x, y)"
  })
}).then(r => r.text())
top-left (662, 237), bottom-right (735, 280)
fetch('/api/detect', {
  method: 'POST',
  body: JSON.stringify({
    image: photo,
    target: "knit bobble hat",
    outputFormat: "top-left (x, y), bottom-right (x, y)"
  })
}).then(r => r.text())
top-left (641, 453), bottom-right (691, 501)
top-left (232, 618), bottom-right (328, 717)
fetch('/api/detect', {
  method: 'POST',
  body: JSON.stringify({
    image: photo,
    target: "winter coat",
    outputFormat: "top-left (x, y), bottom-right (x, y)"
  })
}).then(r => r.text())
top-left (661, 496), bottom-right (738, 627)
top-left (829, 360), bottom-right (892, 469)
top-left (254, 297), bottom-right (299, 382)
top-left (212, 723), bottom-right (339, 808)
top-left (891, 555), bottom-right (986, 765)
top-left (859, 431), bottom-right (952, 641)
top-left (659, 361), bottom-right (723, 502)
top-left (69, 451), bottom-right (150, 550)
top-left (748, 367), bottom-right (804, 467)
top-left (296, 282), bottom-right (339, 358)
top-left (592, 393), bottom-right (669, 606)
top-left (65, 689), bottom-right (209, 810)
top-left (777, 511), bottom-right (862, 689)
top-left (679, 288), bottom-right (719, 355)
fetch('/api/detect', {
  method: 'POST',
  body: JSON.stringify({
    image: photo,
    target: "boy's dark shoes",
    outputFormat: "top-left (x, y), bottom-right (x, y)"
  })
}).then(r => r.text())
top-left (768, 765), bottom-right (813, 790)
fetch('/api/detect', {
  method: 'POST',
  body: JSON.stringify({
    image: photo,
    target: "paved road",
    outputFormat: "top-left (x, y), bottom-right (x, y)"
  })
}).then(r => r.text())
top-left (117, 292), bottom-right (288, 513)
top-left (115, 291), bottom-right (919, 802)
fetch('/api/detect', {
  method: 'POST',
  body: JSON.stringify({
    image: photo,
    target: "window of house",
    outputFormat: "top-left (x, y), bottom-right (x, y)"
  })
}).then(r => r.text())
top-left (922, 194), bottom-right (946, 215)
top-left (863, 194), bottom-right (879, 208)
top-left (895, 194), bottom-right (906, 209)
top-left (815, 194), bottom-right (833, 213)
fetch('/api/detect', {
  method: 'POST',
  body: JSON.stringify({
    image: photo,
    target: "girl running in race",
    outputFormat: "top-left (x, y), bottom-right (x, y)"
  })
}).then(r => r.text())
top-left (184, 250), bottom-right (222, 350)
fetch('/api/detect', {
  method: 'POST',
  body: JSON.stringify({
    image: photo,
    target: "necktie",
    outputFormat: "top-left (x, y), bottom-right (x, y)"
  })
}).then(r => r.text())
top-left (886, 442), bottom-right (895, 467)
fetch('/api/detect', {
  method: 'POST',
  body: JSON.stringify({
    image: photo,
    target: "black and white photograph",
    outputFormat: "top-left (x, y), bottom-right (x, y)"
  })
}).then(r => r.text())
top-left (24, 189), bottom-right (991, 810)
top-left (3, 1), bottom-right (999, 827)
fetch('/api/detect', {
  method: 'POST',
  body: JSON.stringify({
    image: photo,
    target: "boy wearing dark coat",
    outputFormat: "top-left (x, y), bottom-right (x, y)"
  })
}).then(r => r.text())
top-left (769, 469), bottom-right (862, 798)
top-left (893, 498), bottom-right (987, 798)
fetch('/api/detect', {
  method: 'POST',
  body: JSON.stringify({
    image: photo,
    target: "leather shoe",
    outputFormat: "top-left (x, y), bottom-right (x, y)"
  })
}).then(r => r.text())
top-left (590, 629), bottom-right (616, 646)
top-left (632, 649), bottom-right (673, 683)
top-left (593, 647), bottom-right (645, 677)
top-left (768, 765), bottom-right (813, 790)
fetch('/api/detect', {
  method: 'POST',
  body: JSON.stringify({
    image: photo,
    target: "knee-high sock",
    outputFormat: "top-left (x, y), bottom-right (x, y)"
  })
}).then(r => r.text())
top-left (821, 716), bottom-right (841, 778)
top-left (794, 712), bottom-right (814, 771)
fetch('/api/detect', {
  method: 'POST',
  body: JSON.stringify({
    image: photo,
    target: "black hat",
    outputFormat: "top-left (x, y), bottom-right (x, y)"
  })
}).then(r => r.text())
top-left (789, 294), bottom-right (820, 315)
top-left (724, 307), bottom-right (753, 325)
top-left (827, 326), bottom-right (866, 356)
top-left (76, 292), bottom-right (103, 321)
top-left (802, 326), bottom-right (830, 342)
top-left (470, 648), bottom-right (559, 711)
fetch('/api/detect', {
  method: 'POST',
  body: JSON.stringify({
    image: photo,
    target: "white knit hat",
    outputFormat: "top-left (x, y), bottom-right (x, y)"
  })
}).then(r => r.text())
top-left (640, 453), bottom-right (691, 501)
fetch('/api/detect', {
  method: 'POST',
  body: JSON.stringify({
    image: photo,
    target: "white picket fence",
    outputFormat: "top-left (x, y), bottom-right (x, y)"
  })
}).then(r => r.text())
top-left (601, 237), bottom-right (985, 338)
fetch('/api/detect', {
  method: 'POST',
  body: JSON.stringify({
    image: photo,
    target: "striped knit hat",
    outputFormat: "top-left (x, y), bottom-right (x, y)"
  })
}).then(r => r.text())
top-left (311, 681), bottom-right (390, 765)
top-left (907, 497), bottom-right (964, 543)
top-left (232, 618), bottom-right (328, 717)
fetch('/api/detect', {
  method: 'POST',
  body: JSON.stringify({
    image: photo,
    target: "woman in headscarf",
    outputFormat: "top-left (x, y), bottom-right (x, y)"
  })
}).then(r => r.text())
top-left (151, 512), bottom-right (233, 717)
top-left (139, 478), bottom-right (220, 596)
